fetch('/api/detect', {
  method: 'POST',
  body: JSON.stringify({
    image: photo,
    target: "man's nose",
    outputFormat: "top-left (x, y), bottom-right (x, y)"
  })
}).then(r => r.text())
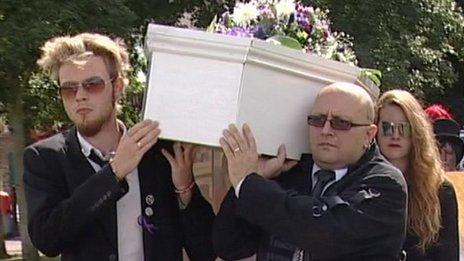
top-left (75, 85), bottom-right (88, 101)
top-left (321, 119), bottom-right (333, 134)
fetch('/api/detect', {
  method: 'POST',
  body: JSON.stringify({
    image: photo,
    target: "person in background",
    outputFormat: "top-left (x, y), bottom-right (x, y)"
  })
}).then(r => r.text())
top-left (424, 104), bottom-right (453, 121)
top-left (432, 119), bottom-right (464, 172)
top-left (376, 90), bottom-right (459, 260)
top-left (425, 104), bottom-right (464, 171)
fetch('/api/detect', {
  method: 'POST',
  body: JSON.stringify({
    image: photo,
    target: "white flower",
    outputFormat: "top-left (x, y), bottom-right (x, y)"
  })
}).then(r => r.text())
top-left (275, 0), bottom-right (295, 19)
top-left (136, 70), bottom-right (146, 83)
top-left (231, 2), bottom-right (260, 26)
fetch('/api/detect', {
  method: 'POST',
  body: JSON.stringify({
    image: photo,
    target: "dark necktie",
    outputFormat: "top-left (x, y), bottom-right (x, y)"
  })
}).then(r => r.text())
top-left (88, 149), bottom-right (128, 199)
top-left (312, 169), bottom-right (336, 198)
top-left (88, 149), bottom-right (108, 168)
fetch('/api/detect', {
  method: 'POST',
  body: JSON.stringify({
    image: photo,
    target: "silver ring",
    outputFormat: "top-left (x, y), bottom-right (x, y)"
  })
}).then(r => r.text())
top-left (233, 147), bottom-right (240, 153)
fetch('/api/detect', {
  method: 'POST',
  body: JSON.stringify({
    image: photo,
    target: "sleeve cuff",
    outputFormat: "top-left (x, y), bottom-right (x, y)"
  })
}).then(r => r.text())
top-left (234, 177), bottom-right (246, 198)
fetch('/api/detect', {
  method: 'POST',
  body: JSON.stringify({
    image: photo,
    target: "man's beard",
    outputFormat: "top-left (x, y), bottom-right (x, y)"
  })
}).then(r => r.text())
top-left (76, 113), bottom-right (110, 137)
top-left (76, 93), bottom-right (116, 137)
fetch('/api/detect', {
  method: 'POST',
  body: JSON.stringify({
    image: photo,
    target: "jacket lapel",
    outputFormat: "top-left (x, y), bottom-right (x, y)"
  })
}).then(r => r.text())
top-left (137, 142), bottom-right (174, 260)
top-left (64, 127), bottom-right (118, 251)
top-left (63, 127), bottom-right (95, 192)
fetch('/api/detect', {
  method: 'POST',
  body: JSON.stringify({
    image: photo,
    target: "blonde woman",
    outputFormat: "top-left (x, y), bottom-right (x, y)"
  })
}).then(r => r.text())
top-left (376, 90), bottom-right (458, 260)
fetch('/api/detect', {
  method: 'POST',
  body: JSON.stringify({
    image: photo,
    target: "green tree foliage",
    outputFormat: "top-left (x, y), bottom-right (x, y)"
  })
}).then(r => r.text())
top-left (0, 0), bottom-right (138, 124)
top-left (126, 0), bottom-right (205, 25)
top-left (306, 0), bottom-right (464, 121)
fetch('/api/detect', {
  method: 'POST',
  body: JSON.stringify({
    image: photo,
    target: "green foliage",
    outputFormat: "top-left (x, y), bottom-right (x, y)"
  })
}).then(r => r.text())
top-left (24, 73), bottom-right (70, 131)
top-left (0, 0), bottom-right (138, 134)
top-left (360, 69), bottom-right (382, 87)
top-left (125, 0), bottom-right (205, 25)
top-left (307, 0), bottom-right (464, 100)
top-left (0, 0), bottom-right (137, 74)
top-left (119, 35), bottom-right (148, 128)
top-left (267, 35), bottom-right (303, 50)
top-left (195, 0), bottom-right (237, 28)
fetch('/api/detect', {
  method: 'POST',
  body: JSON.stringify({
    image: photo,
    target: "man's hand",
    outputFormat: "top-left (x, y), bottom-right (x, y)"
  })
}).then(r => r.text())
top-left (257, 145), bottom-right (298, 179)
top-left (110, 120), bottom-right (161, 180)
top-left (161, 143), bottom-right (197, 205)
top-left (219, 123), bottom-right (259, 189)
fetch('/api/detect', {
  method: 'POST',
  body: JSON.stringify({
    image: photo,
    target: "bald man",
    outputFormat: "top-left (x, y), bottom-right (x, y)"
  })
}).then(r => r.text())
top-left (213, 83), bottom-right (407, 261)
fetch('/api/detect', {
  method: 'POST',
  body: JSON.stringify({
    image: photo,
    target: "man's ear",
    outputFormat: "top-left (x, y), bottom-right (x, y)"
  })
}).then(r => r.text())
top-left (366, 124), bottom-right (378, 143)
top-left (113, 77), bottom-right (125, 98)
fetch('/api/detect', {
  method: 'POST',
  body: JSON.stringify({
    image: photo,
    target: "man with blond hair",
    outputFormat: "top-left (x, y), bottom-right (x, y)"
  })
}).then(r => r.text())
top-left (214, 83), bottom-right (408, 260)
top-left (24, 33), bottom-right (215, 261)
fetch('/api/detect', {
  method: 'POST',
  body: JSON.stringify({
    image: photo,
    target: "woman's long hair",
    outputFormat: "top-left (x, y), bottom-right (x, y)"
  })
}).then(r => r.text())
top-left (377, 90), bottom-right (444, 251)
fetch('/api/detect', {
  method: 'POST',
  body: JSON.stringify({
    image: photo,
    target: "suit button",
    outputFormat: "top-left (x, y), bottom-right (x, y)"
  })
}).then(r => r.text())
top-left (145, 206), bottom-right (154, 216)
top-left (322, 204), bottom-right (328, 211)
top-left (145, 194), bottom-right (155, 205)
top-left (109, 254), bottom-right (117, 261)
top-left (312, 205), bottom-right (322, 217)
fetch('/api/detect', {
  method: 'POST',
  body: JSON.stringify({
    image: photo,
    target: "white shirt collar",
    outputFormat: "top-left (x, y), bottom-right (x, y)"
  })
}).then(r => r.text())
top-left (311, 164), bottom-right (348, 182)
top-left (77, 131), bottom-right (96, 158)
top-left (76, 120), bottom-right (127, 159)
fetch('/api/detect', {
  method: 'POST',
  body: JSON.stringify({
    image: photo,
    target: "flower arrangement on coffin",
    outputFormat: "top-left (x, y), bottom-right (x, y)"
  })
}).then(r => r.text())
top-left (208, 0), bottom-right (381, 86)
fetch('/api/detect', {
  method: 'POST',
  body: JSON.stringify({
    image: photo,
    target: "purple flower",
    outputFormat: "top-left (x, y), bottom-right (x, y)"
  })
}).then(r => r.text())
top-left (259, 6), bottom-right (274, 19)
top-left (253, 24), bottom-right (274, 40)
top-left (225, 26), bottom-right (257, 37)
top-left (295, 3), bottom-right (313, 31)
top-left (296, 3), bottom-right (314, 16)
top-left (296, 14), bottom-right (310, 29)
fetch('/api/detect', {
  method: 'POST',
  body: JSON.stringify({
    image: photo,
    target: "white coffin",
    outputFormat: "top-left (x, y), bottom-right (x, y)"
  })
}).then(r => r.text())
top-left (144, 24), bottom-right (379, 159)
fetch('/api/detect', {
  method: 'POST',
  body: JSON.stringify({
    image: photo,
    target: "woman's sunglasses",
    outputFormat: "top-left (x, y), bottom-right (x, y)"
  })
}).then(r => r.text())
top-left (379, 121), bottom-right (411, 137)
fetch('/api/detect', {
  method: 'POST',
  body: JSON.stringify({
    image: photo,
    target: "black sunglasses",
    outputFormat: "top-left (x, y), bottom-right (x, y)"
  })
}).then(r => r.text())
top-left (59, 76), bottom-right (115, 99)
top-left (307, 115), bottom-right (371, 131)
top-left (379, 121), bottom-right (411, 137)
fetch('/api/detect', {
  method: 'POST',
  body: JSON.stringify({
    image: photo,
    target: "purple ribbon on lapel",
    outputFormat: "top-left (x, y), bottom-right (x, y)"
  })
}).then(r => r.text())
top-left (137, 215), bottom-right (159, 236)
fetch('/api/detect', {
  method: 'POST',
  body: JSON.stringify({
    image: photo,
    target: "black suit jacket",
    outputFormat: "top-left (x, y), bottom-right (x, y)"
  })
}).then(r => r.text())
top-left (213, 145), bottom-right (407, 261)
top-left (23, 127), bottom-right (215, 261)
top-left (402, 180), bottom-right (459, 261)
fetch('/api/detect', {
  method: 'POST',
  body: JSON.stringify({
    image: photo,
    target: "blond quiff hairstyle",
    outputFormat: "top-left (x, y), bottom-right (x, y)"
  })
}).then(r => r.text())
top-left (37, 33), bottom-right (131, 86)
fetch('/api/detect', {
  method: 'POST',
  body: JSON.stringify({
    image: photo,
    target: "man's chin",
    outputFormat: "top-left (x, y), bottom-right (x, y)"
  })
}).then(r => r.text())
top-left (76, 121), bottom-right (103, 137)
top-left (313, 155), bottom-right (337, 166)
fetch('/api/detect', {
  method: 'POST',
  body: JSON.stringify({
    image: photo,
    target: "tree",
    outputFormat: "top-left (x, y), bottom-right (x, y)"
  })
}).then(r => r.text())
top-left (307, 0), bottom-right (464, 122)
top-left (126, 0), bottom-right (205, 25)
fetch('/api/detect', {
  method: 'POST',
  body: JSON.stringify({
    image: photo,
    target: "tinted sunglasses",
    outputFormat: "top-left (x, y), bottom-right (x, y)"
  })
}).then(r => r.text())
top-left (59, 76), bottom-right (114, 99)
top-left (379, 121), bottom-right (411, 137)
top-left (307, 115), bottom-right (371, 131)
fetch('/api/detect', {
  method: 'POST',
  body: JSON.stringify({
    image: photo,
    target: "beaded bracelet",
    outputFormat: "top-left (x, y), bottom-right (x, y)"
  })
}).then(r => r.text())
top-left (174, 181), bottom-right (195, 194)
